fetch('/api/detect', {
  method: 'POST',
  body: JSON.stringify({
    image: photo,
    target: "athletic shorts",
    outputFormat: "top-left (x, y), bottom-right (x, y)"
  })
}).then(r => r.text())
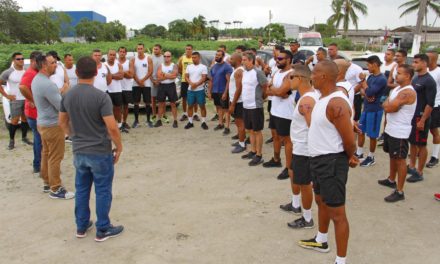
top-left (243, 108), bottom-right (264, 131)
top-left (267, 100), bottom-right (272, 113)
top-left (232, 102), bottom-right (244, 119)
top-left (122, 91), bottom-right (133, 105)
top-left (157, 83), bottom-right (178, 103)
top-left (310, 152), bottom-right (349, 207)
top-left (409, 116), bottom-right (430, 146)
top-left (430, 107), bottom-right (440, 129)
top-left (383, 133), bottom-right (409, 159)
top-left (353, 94), bottom-right (363, 121)
top-left (359, 110), bottom-right (383, 139)
top-left (181, 82), bottom-right (189, 98)
top-left (212, 92), bottom-right (229, 109)
top-left (108, 92), bottom-right (123, 107)
top-left (187, 90), bottom-right (206, 106)
top-left (151, 85), bottom-right (159, 97)
top-left (269, 115), bottom-right (291, 137)
top-left (133, 86), bottom-right (151, 104)
top-left (291, 154), bottom-right (312, 185)
top-left (9, 100), bottom-right (25, 118)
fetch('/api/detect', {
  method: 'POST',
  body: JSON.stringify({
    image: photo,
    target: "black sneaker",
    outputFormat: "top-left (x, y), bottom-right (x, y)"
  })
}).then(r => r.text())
top-left (231, 134), bottom-right (239, 140)
top-left (288, 217), bottom-right (314, 229)
top-left (193, 115), bottom-right (200, 122)
top-left (33, 167), bottom-right (40, 174)
top-left (43, 184), bottom-right (50, 193)
top-left (231, 145), bottom-right (246, 154)
top-left (7, 140), bottom-right (14, 150)
top-left (122, 122), bottom-right (131, 129)
top-left (265, 137), bottom-right (273, 144)
top-left (201, 122), bottom-right (209, 130)
top-left (76, 220), bottom-right (93, 238)
top-left (146, 121), bottom-right (154, 128)
top-left (360, 156), bottom-right (375, 167)
top-left (154, 120), bottom-right (163, 127)
top-left (211, 114), bottom-right (219, 121)
top-left (249, 155), bottom-right (263, 166)
top-left (407, 165), bottom-right (417, 176)
top-left (49, 186), bottom-right (75, 200)
top-left (95, 225), bottom-right (124, 242)
top-left (298, 237), bottom-right (330, 253)
top-left (241, 151), bottom-right (256, 160)
top-left (277, 168), bottom-right (289, 180)
top-left (172, 120), bottom-right (178, 128)
top-left (179, 114), bottom-right (188, 121)
top-left (426, 157), bottom-right (439, 168)
top-left (407, 170), bottom-right (424, 183)
top-left (231, 141), bottom-right (240, 147)
top-left (119, 127), bottom-right (129, 133)
top-left (263, 157), bottom-right (282, 168)
top-left (132, 121), bottom-right (140, 128)
top-left (378, 178), bottom-right (397, 189)
top-left (184, 122), bottom-right (194, 129)
top-left (354, 153), bottom-right (364, 160)
top-left (384, 190), bottom-right (405, 203)
top-left (280, 203), bottom-right (302, 214)
top-left (213, 124), bottom-right (224, 131)
top-left (22, 137), bottom-right (33, 145)
top-left (223, 128), bottom-right (230, 135)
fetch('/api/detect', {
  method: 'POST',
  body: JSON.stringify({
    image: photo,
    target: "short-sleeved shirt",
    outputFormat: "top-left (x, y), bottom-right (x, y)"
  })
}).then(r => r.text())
top-left (242, 67), bottom-right (268, 109)
top-left (0, 66), bottom-right (25, 100)
top-left (60, 84), bottom-right (114, 154)
top-left (31, 73), bottom-right (62, 127)
top-left (429, 67), bottom-right (440, 107)
top-left (363, 73), bottom-right (387, 112)
top-left (209, 62), bottom-right (233, 93)
top-left (20, 67), bottom-right (38, 119)
top-left (412, 72), bottom-right (437, 116)
top-left (186, 64), bottom-right (208, 91)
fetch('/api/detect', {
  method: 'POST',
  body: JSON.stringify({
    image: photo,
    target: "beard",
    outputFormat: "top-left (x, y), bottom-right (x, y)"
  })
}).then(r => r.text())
top-left (215, 58), bottom-right (223, 63)
top-left (277, 63), bottom-right (286, 69)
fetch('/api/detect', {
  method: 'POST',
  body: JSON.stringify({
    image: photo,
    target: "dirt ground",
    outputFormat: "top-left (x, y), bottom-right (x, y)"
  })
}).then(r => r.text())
top-left (0, 105), bottom-right (439, 264)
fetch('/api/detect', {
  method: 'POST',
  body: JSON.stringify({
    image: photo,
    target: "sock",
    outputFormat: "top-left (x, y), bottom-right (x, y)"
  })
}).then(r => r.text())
top-left (432, 144), bottom-right (440, 159)
top-left (201, 117), bottom-right (206, 123)
top-left (146, 105), bottom-right (152, 122)
top-left (188, 116), bottom-right (193, 123)
top-left (134, 105), bottom-right (139, 122)
top-left (356, 147), bottom-right (363, 156)
top-left (9, 124), bottom-right (19, 140)
top-left (291, 194), bottom-right (301, 209)
top-left (368, 152), bottom-right (375, 158)
top-left (21, 122), bottom-right (29, 139)
top-left (239, 141), bottom-right (245, 148)
top-left (335, 256), bottom-right (346, 264)
top-left (118, 123), bottom-right (122, 128)
top-left (303, 209), bottom-right (312, 222)
top-left (316, 232), bottom-right (328, 243)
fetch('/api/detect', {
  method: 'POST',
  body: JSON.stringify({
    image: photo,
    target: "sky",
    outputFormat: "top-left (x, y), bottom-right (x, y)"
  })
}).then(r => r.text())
top-left (17, 0), bottom-right (440, 30)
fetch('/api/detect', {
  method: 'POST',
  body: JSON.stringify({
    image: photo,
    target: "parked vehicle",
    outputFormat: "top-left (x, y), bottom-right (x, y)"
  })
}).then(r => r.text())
top-left (298, 32), bottom-right (323, 50)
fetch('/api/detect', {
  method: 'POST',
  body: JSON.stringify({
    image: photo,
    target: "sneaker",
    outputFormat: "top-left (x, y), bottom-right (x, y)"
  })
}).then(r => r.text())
top-left (288, 217), bottom-right (314, 229)
top-left (33, 167), bottom-right (40, 174)
top-left (184, 122), bottom-right (194, 129)
top-left (378, 178), bottom-right (397, 189)
top-left (7, 140), bottom-right (14, 150)
top-left (377, 141), bottom-right (384, 146)
top-left (172, 120), bottom-right (178, 128)
top-left (76, 220), bottom-right (93, 238)
top-left (406, 170), bottom-right (424, 183)
top-left (407, 166), bottom-right (417, 176)
top-left (434, 193), bottom-right (440, 201)
top-left (262, 157), bottom-right (282, 168)
top-left (265, 137), bottom-right (273, 144)
top-left (210, 114), bottom-right (219, 121)
top-left (49, 187), bottom-right (75, 200)
top-left (154, 120), bottom-right (163, 128)
top-left (95, 225), bottom-right (124, 242)
top-left (43, 184), bottom-right (50, 193)
top-left (231, 141), bottom-right (240, 147)
top-left (354, 153), bottom-right (364, 160)
top-left (193, 115), bottom-right (200, 122)
top-left (119, 127), bottom-right (129, 133)
top-left (384, 190), bottom-right (405, 203)
top-left (201, 122), bottom-right (209, 130)
top-left (298, 237), bottom-right (330, 253)
top-left (360, 156), bottom-right (375, 167)
top-left (245, 137), bottom-right (250, 145)
top-left (231, 145), bottom-right (246, 154)
top-left (65, 136), bottom-right (72, 143)
top-left (146, 121), bottom-right (154, 128)
top-left (249, 155), bottom-right (263, 166)
top-left (162, 115), bottom-right (170, 124)
top-left (241, 151), bottom-right (256, 160)
top-left (277, 168), bottom-right (289, 180)
top-left (213, 124), bottom-right (224, 131)
top-left (377, 133), bottom-right (384, 143)
top-left (426, 157), bottom-right (439, 168)
top-left (231, 134), bottom-right (239, 140)
top-left (223, 128), bottom-right (230, 135)
top-left (179, 114), bottom-right (188, 122)
top-left (280, 203), bottom-right (302, 214)
top-left (122, 122), bottom-right (131, 129)
top-left (22, 137), bottom-right (33, 145)
top-left (132, 121), bottom-right (139, 128)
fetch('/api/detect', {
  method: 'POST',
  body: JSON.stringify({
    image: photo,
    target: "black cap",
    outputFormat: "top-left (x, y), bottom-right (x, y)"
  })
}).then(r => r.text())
top-left (47, 50), bottom-right (60, 61)
top-left (290, 40), bottom-right (299, 45)
top-left (366, 55), bottom-right (382, 66)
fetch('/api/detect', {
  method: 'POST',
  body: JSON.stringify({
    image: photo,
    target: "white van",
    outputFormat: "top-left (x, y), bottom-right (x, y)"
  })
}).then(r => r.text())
top-left (298, 32), bottom-right (323, 50)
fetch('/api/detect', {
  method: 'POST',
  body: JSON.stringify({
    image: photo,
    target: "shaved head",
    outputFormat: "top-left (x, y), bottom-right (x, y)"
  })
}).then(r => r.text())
top-left (316, 60), bottom-right (339, 82)
top-left (334, 59), bottom-right (350, 76)
top-left (293, 64), bottom-right (311, 79)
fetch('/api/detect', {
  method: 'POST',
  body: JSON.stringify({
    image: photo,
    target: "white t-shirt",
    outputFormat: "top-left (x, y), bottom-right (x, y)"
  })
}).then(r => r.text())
top-left (429, 67), bottom-right (440, 107)
top-left (346, 63), bottom-right (363, 94)
top-left (65, 65), bottom-right (77, 87)
top-left (50, 63), bottom-right (66, 89)
top-left (336, 81), bottom-right (355, 107)
top-left (94, 64), bottom-right (109, 92)
top-left (160, 63), bottom-right (176, 84)
top-left (0, 66), bottom-right (25, 100)
top-left (267, 58), bottom-right (278, 100)
top-left (186, 64), bottom-right (208, 92)
top-left (381, 61), bottom-right (397, 77)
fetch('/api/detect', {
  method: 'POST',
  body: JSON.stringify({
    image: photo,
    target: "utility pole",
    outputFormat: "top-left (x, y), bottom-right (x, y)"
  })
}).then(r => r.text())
top-left (411, 0), bottom-right (428, 56)
top-left (268, 10), bottom-right (273, 42)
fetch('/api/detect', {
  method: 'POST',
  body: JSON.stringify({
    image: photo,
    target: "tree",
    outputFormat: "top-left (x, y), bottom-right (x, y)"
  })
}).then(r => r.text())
top-left (75, 18), bottom-right (104, 42)
top-left (313, 23), bottom-right (337, 38)
top-left (103, 20), bottom-right (126, 41)
top-left (399, 0), bottom-right (440, 42)
top-left (140, 24), bottom-right (167, 38)
top-left (191, 15), bottom-right (207, 40)
top-left (168, 19), bottom-right (191, 40)
top-left (264, 23), bottom-right (285, 42)
top-left (0, 0), bottom-right (21, 39)
top-left (327, 0), bottom-right (368, 38)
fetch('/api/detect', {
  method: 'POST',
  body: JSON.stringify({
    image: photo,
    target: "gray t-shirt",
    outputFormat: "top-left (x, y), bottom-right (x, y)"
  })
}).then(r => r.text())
top-left (60, 84), bottom-right (113, 154)
top-left (31, 73), bottom-right (62, 127)
top-left (152, 54), bottom-right (164, 85)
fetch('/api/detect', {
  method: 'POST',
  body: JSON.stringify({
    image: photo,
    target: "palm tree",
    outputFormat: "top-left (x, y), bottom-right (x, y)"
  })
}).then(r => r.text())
top-left (399, 0), bottom-right (440, 41)
top-left (327, 0), bottom-right (368, 38)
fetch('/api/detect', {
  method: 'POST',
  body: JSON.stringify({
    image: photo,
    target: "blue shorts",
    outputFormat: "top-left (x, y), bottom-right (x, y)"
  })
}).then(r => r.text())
top-left (359, 110), bottom-right (383, 139)
top-left (187, 90), bottom-right (206, 106)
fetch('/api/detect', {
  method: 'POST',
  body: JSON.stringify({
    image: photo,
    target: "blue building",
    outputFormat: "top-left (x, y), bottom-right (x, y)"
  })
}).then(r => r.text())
top-left (63, 11), bottom-right (107, 38)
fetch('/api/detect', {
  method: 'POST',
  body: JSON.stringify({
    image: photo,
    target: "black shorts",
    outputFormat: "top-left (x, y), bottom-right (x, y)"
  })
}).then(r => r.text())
top-left (291, 154), bottom-right (312, 185)
top-left (383, 133), bottom-right (409, 159)
top-left (243, 108), bottom-right (264, 131)
top-left (409, 116), bottom-right (430, 146)
top-left (133, 86), bottom-right (151, 104)
top-left (122, 91), bottom-right (133, 105)
top-left (108, 92), bottom-right (123, 107)
top-left (232, 102), bottom-right (244, 119)
top-left (430, 107), bottom-right (440, 129)
top-left (354, 94), bottom-right (363, 121)
top-left (310, 152), bottom-right (349, 207)
top-left (157, 83), bottom-right (178, 103)
top-left (181, 82), bottom-right (189, 98)
top-left (212, 93), bottom-right (229, 109)
top-left (269, 115), bottom-right (291, 137)
top-left (267, 100), bottom-right (272, 113)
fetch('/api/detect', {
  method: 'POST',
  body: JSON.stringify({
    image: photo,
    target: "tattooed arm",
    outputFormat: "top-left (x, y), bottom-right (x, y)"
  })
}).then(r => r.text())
top-left (382, 89), bottom-right (416, 113)
top-left (298, 96), bottom-right (316, 127)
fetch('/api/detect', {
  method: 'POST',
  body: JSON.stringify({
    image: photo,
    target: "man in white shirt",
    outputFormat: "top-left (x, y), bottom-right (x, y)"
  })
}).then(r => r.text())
top-left (427, 50), bottom-right (440, 168)
top-left (64, 54), bottom-right (78, 87)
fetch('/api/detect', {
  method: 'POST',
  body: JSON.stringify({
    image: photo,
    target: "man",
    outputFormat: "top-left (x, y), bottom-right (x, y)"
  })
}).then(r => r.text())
top-left (289, 40), bottom-right (306, 65)
top-left (92, 49), bottom-right (112, 93)
top-left (355, 56), bottom-right (387, 167)
top-left (178, 44), bottom-right (195, 121)
top-left (106, 49), bottom-right (127, 133)
top-left (387, 49), bottom-right (408, 89)
top-left (298, 61), bottom-right (358, 264)
top-left (248, 48), bottom-right (265, 70)
top-left (131, 43), bottom-right (153, 128)
top-left (208, 50), bottom-right (233, 135)
top-left (0, 52), bottom-right (32, 150)
top-left (240, 52), bottom-right (268, 166)
top-left (19, 51), bottom-right (42, 174)
top-left (305, 47), bottom-right (327, 70)
top-left (64, 54), bottom-right (78, 87)
top-left (184, 52), bottom-right (209, 130)
top-left (327, 43), bottom-right (344, 60)
top-left (59, 56), bottom-right (124, 242)
top-left (228, 53), bottom-right (246, 153)
top-left (345, 60), bottom-right (364, 123)
top-left (32, 53), bottom-right (74, 199)
top-left (264, 50), bottom-right (294, 180)
top-left (118, 46), bottom-right (134, 130)
top-left (235, 45), bottom-right (247, 53)
top-left (155, 51), bottom-right (179, 128)
top-left (426, 51), bottom-right (440, 168)
top-left (406, 54), bottom-right (437, 182)
top-left (151, 44), bottom-right (164, 122)
top-left (48, 51), bottom-right (70, 95)
top-left (334, 59), bottom-right (355, 106)
top-left (378, 64), bottom-right (417, 202)
top-left (219, 44), bottom-right (231, 64)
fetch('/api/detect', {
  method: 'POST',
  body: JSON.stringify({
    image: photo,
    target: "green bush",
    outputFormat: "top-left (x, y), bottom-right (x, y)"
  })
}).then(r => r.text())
top-left (322, 37), bottom-right (354, 50)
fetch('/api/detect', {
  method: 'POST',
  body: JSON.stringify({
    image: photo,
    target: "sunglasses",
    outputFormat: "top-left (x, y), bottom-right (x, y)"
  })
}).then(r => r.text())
top-left (164, 55), bottom-right (171, 58)
top-left (276, 57), bottom-right (286, 61)
top-left (15, 58), bottom-right (25, 61)
top-left (289, 75), bottom-right (308, 80)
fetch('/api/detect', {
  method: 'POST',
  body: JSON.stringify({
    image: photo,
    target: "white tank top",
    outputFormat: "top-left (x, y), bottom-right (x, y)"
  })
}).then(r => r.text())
top-left (106, 62), bottom-right (122, 93)
top-left (336, 81), bottom-right (354, 107)
top-left (160, 63), bottom-right (176, 84)
top-left (119, 59), bottom-right (133, 91)
top-left (290, 90), bottom-right (320, 156)
top-left (65, 65), bottom-right (77, 87)
top-left (93, 64), bottom-right (109, 93)
top-left (49, 63), bottom-right (65, 89)
top-left (308, 91), bottom-right (351, 157)
top-left (384, 85), bottom-right (417, 139)
top-left (229, 67), bottom-right (244, 103)
top-left (270, 69), bottom-right (294, 120)
top-left (134, 55), bottom-right (151, 87)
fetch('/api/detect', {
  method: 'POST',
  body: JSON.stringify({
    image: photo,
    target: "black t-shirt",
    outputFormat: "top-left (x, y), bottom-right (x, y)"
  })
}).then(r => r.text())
top-left (411, 73), bottom-right (437, 116)
top-left (292, 52), bottom-right (306, 65)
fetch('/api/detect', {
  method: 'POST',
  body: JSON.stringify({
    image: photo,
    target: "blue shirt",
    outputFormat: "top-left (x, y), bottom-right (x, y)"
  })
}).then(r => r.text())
top-left (363, 73), bottom-right (387, 112)
top-left (209, 62), bottom-right (233, 93)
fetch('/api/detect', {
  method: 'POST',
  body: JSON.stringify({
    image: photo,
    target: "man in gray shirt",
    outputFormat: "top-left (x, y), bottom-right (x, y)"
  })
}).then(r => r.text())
top-left (151, 44), bottom-right (164, 121)
top-left (32, 53), bottom-right (74, 199)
